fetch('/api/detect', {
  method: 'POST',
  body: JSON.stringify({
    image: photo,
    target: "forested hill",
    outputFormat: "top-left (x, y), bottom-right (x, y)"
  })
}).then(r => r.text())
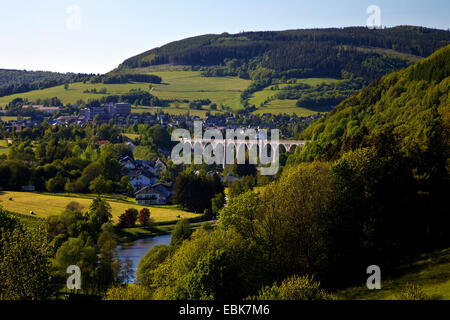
top-left (297, 44), bottom-right (450, 162)
top-left (117, 26), bottom-right (450, 81)
top-left (0, 69), bottom-right (93, 97)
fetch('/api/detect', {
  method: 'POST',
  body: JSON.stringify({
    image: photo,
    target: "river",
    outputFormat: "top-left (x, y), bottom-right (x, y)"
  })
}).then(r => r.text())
top-left (116, 234), bottom-right (172, 283)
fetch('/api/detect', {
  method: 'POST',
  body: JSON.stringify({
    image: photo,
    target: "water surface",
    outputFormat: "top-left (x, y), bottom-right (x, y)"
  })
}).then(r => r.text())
top-left (116, 234), bottom-right (172, 283)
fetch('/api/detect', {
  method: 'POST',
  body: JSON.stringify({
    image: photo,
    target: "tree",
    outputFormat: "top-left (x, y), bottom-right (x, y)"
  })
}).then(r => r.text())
top-left (118, 208), bottom-right (138, 228)
top-left (88, 196), bottom-right (112, 231)
top-left (170, 219), bottom-right (192, 247)
top-left (65, 201), bottom-right (84, 212)
top-left (173, 172), bottom-right (224, 212)
top-left (211, 193), bottom-right (225, 216)
top-left (185, 250), bottom-right (241, 300)
top-left (138, 208), bottom-right (151, 226)
top-left (136, 245), bottom-right (171, 286)
top-left (0, 226), bottom-right (57, 300)
top-left (53, 237), bottom-right (97, 279)
top-left (89, 175), bottom-right (112, 194)
top-left (45, 173), bottom-right (67, 193)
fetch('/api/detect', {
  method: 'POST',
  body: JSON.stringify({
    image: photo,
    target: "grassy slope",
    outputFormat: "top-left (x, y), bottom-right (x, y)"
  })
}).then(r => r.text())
top-left (337, 248), bottom-right (450, 300)
top-left (149, 70), bottom-right (250, 110)
top-left (249, 78), bottom-right (342, 115)
top-left (0, 191), bottom-right (199, 224)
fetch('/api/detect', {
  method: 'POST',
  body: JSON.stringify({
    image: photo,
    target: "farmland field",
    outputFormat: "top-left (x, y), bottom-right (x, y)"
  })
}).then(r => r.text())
top-left (0, 191), bottom-right (199, 224)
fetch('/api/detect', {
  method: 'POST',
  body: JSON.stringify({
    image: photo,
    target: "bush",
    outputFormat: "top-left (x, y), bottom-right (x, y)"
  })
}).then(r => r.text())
top-left (104, 285), bottom-right (152, 300)
top-left (395, 284), bottom-right (432, 300)
top-left (138, 208), bottom-right (151, 226)
top-left (249, 275), bottom-right (335, 300)
top-left (118, 209), bottom-right (138, 228)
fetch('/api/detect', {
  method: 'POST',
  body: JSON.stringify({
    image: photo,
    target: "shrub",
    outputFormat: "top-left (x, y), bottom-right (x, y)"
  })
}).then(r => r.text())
top-left (395, 284), bottom-right (432, 300)
top-left (138, 208), bottom-right (151, 226)
top-left (249, 275), bottom-right (335, 300)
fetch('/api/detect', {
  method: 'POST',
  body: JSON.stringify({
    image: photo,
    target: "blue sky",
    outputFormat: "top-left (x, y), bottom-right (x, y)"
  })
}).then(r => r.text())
top-left (0, 0), bottom-right (448, 74)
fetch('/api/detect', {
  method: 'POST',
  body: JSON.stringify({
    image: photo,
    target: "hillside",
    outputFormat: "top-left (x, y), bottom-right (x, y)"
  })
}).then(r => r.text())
top-left (337, 248), bottom-right (450, 300)
top-left (298, 44), bottom-right (450, 162)
top-left (0, 69), bottom-right (92, 97)
top-left (117, 26), bottom-right (450, 81)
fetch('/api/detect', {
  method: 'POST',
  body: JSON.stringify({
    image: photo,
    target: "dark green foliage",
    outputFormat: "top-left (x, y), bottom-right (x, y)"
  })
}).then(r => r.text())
top-left (184, 250), bottom-right (242, 300)
top-left (88, 196), bottom-right (113, 231)
top-left (119, 27), bottom-right (450, 82)
top-left (94, 73), bottom-right (162, 84)
top-left (118, 208), bottom-right (138, 228)
top-left (173, 172), bottom-right (224, 213)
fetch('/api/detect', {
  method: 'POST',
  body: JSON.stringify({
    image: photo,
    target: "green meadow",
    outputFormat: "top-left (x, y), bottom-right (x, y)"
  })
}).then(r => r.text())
top-left (249, 78), bottom-right (342, 115)
top-left (252, 99), bottom-right (320, 116)
top-left (0, 191), bottom-right (199, 224)
top-left (0, 139), bottom-right (9, 155)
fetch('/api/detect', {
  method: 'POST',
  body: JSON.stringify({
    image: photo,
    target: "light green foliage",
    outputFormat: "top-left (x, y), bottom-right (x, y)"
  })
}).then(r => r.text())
top-left (218, 190), bottom-right (259, 238)
top-left (170, 219), bottom-right (192, 247)
top-left (53, 237), bottom-right (97, 276)
top-left (104, 285), bottom-right (152, 300)
top-left (249, 275), bottom-right (335, 300)
top-left (184, 249), bottom-right (241, 300)
top-left (149, 228), bottom-right (261, 300)
top-left (0, 225), bottom-right (57, 300)
top-left (395, 284), bottom-right (432, 300)
top-left (136, 245), bottom-right (171, 286)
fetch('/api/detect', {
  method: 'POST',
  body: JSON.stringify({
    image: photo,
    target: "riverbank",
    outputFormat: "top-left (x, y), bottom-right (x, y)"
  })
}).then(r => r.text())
top-left (114, 220), bottom-right (216, 243)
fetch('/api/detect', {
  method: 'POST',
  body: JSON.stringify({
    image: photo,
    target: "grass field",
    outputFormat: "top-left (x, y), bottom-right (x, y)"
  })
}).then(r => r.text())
top-left (131, 105), bottom-right (215, 117)
top-left (252, 100), bottom-right (320, 116)
top-left (149, 71), bottom-right (250, 110)
top-left (0, 191), bottom-right (199, 224)
top-left (337, 248), bottom-right (450, 300)
top-left (122, 133), bottom-right (140, 141)
top-left (249, 78), bottom-right (342, 115)
top-left (0, 139), bottom-right (9, 155)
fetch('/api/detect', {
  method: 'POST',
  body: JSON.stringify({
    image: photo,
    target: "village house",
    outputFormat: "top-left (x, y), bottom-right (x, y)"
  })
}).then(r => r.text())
top-left (128, 169), bottom-right (157, 191)
top-left (135, 183), bottom-right (173, 205)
